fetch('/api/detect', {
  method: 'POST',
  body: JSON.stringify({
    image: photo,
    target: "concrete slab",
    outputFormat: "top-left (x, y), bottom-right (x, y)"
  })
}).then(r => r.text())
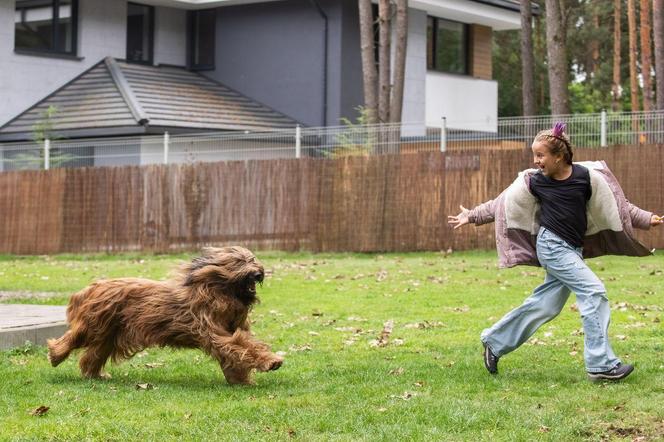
top-left (0, 304), bottom-right (67, 350)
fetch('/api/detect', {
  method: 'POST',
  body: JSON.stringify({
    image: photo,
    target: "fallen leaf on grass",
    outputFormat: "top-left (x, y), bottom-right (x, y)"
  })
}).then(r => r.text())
top-left (528, 338), bottom-right (547, 346)
top-left (370, 320), bottom-right (394, 347)
top-left (390, 391), bottom-right (416, 401)
top-left (404, 321), bottom-right (446, 329)
top-left (145, 363), bottom-right (164, 369)
top-left (30, 406), bottom-right (49, 416)
top-left (389, 367), bottom-right (405, 376)
top-left (135, 383), bottom-right (154, 390)
top-left (334, 326), bottom-right (363, 333)
top-left (184, 412), bottom-right (192, 420)
top-left (287, 428), bottom-right (296, 438)
top-left (538, 425), bottom-right (550, 433)
top-left (288, 344), bottom-right (312, 352)
top-left (375, 270), bottom-right (388, 282)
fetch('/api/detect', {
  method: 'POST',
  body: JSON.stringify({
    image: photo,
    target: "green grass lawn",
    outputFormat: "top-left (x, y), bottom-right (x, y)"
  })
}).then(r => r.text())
top-left (1, 250), bottom-right (663, 441)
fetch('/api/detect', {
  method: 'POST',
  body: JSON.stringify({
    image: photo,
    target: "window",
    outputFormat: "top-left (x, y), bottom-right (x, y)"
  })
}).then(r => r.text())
top-left (126, 2), bottom-right (154, 64)
top-left (427, 17), bottom-right (468, 75)
top-left (14, 0), bottom-right (78, 55)
top-left (187, 9), bottom-right (216, 70)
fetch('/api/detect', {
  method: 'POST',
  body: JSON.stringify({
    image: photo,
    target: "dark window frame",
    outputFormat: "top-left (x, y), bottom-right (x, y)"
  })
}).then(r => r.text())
top-left (427, 16), bottom-right (469, 75)
top-left (126, 2), bottom-right (155, 65)
top-left (187, 9), bottom-right (216, 71)
top-left (14, 0), bottom-right (79, 56)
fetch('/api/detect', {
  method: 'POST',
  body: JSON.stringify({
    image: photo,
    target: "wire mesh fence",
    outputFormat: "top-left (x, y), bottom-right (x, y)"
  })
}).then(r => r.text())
top-left (2, 110), bottom-right (664, 171)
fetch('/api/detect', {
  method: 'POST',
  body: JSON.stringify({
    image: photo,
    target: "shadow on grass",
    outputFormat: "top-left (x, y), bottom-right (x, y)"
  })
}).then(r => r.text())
top-left (45, 368), bottom-right (290, 392)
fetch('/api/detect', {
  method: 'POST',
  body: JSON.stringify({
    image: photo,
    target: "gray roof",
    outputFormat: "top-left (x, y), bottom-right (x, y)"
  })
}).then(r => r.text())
top-left (0, 57), bottom-right (300, 141)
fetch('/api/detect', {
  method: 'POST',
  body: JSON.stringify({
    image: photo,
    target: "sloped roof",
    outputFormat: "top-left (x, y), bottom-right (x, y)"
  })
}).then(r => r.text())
top-left (0, 57), bottom-right (299, 141)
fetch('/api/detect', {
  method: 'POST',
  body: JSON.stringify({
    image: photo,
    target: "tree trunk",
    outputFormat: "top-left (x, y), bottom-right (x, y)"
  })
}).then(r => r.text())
top-left (521, 0), bottom-right (536, 116)
top-left (590, 8), bottom-right (600, 76)
top-left (377, 0), bottom-right (391, 124)
top-left (627, 0), bottom-right (640, 112)
top-left (627, 0), bottom-right (640, 134)
top-left (544, 0), bottom-right (570, 115)
top-left (358, 0), bottom-right (378, 124)
top-left (389, 0), bottom-right (408, 124)
top-left (612, 0), bottom-right (622, 111)
top-left (653, 0), bottom-right (664, 109)
top-left (534, 13), bottom-right (546, 112)
top-left (640, 0), bottom-right (654, 111)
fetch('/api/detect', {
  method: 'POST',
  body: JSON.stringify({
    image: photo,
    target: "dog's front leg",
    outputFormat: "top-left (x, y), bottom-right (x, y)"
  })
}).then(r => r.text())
top-left (207, 330), bottom-right (283, 375)
top-left (221, 365), bottom-right (253, 385)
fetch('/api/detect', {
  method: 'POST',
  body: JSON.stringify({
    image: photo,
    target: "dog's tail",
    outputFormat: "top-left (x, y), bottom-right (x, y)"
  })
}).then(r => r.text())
top-left (47, 285), bottom-right (94, 367)
top-left (47, 331), bottom-right (77, 367)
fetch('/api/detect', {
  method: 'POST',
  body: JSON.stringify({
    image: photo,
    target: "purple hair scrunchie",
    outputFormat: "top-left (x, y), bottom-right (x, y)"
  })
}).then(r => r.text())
top-left (552, 122), bottom-right (566, 137)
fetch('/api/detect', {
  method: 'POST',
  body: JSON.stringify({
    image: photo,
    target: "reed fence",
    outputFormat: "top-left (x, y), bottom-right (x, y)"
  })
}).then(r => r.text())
top-left (0, 145), bottom-right (662, 255)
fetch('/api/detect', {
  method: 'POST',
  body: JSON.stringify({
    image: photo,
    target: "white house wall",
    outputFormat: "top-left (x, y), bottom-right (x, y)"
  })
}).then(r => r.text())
top-left (399, 9), bottom-right (427, 136)
top-left (425, 72), bottom-right (498, 132)
top-left (0, 0), bottom-right (186, 126)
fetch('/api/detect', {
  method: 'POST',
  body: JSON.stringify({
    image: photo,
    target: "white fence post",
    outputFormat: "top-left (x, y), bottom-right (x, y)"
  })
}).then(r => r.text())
top-left (295, 124), bottom-right (301, 159)
top-left (163, 131), bottom-right (169, 164)
top-left (600, 109), bottom-right (607, 147)
top-left (440, 117), bottom-right (447, 152)
top-left (44, 138), bottom-right (50, 170)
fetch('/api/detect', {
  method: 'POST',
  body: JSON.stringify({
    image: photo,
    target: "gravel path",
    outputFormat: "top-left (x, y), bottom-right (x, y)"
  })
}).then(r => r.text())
top-left (0, 291), bottom-right (63, 301)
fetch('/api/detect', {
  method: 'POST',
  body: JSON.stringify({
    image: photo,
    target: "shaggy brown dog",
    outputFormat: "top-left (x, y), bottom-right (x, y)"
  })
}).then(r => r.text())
top-left (47, 246), bottom-right (283, 385)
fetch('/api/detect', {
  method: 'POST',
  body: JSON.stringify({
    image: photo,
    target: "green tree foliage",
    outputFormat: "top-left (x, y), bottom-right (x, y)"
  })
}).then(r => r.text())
top-left (494, 0), bottom-right (641, 116)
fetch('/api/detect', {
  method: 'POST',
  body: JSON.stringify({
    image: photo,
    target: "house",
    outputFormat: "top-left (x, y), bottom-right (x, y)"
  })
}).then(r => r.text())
top-left (0, 0), bottom-right (526, 167)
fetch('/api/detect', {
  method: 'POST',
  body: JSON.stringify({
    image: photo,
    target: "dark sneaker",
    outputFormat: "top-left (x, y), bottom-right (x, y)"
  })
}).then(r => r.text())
top-left (483, 342), bottom-right (499, 374)
top-left (587, 363), bottom-right (634, 381)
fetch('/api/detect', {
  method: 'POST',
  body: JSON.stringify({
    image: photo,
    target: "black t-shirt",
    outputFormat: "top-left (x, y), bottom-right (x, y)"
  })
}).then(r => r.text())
top-left (529, 164), bottom-right (592, 248)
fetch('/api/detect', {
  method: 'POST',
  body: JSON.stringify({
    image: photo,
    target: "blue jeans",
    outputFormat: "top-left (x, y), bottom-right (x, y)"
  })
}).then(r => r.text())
top-left (481, 227), bottom-right (621, 373)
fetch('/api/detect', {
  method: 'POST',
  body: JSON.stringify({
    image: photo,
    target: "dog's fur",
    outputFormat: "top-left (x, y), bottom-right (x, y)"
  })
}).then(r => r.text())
top-left (47, 246), bottom-right (283, 385)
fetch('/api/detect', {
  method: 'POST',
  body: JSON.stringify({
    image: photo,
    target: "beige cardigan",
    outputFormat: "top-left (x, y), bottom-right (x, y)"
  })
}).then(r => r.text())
top-left (467, 161), bottom-right (653, 268)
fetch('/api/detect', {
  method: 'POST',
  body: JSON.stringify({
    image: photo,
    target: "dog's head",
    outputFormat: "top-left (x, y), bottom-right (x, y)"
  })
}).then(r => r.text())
top-left (183, 246), bottom-right (265, 305)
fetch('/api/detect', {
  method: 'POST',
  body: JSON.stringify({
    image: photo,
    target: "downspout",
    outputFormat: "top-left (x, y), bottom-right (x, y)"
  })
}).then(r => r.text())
top-left (308, 0), bottom-right (328, 127)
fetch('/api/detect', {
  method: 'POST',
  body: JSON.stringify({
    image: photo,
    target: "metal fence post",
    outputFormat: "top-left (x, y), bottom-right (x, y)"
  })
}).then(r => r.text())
top-left (295, 124), bottom-right (301, 159)
top-left (163, 131), bottom-right (169, 164)
top-left (44, 138), bottom-right (50, 170)
top-left (600, 109), bottom-right (607, 147)
top-left (440, 117), bottom-right (447, 152)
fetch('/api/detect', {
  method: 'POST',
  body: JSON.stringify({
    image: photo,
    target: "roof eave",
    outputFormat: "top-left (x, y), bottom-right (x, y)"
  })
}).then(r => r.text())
top-left (0, 126), bottom-right (149, 143)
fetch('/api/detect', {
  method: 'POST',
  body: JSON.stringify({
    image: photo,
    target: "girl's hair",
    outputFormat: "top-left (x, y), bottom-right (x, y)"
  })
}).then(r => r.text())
top-left (533, 122), bottom-right (573, 165)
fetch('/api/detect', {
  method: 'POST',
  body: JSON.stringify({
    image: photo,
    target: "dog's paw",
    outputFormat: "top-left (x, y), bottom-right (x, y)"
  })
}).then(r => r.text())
top-left (259, 355), bottom-right (284, 372)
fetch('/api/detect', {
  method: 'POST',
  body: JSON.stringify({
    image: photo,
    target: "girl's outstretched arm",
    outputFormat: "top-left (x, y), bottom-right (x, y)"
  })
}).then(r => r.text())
top-left (626, 200), bottom-right (660, 229)
top-left (448, 197), bottom-right (500, 229)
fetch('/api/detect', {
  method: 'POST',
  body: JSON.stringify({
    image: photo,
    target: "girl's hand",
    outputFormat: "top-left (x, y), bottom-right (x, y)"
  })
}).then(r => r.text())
top-left (448, 205), bottom-right (471, 229)
top-left (651, 214), bottom-right (663, 227)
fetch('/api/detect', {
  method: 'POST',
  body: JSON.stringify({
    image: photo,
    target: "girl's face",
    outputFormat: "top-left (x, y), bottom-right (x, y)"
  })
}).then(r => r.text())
top-left (531, 141), bottom-right (564, 177)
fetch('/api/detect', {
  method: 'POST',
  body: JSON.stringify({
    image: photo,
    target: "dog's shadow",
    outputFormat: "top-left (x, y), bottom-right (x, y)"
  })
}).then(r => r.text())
top-left (47, 369), bottom-right (291, 392)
